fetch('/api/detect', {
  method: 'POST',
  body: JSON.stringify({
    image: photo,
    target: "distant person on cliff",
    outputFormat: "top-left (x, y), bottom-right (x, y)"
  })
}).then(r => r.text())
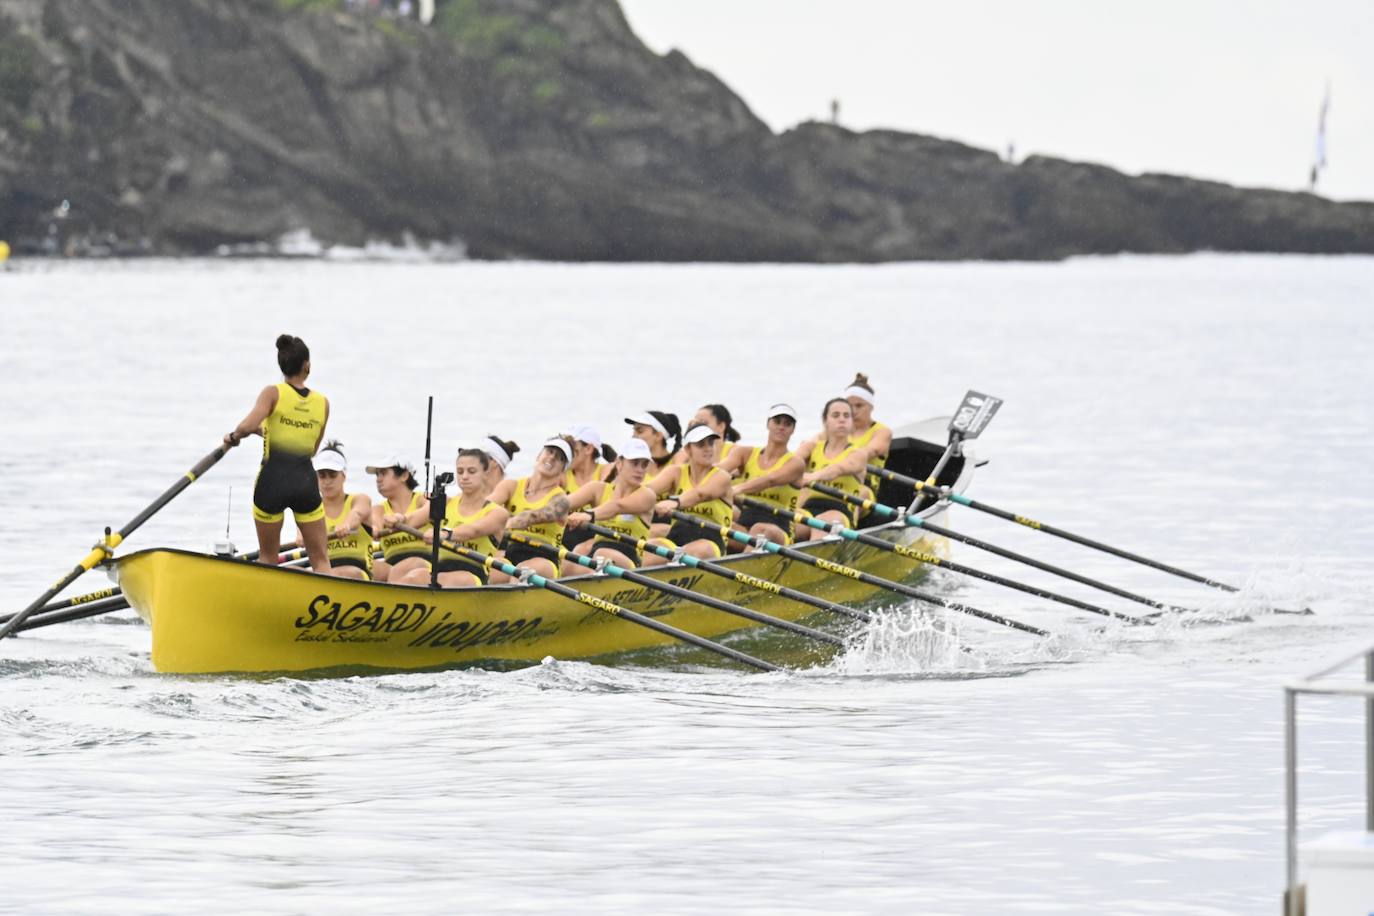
top-left (224, 334), bottom-right (332, 574)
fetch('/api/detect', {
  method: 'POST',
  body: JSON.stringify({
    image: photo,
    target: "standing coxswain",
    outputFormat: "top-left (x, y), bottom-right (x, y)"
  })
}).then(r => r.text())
top-left (794, 398), bottom-right (870, 541)
top-left (719, 403), bottom-right (805, 548)
top-left (223, 334), bottom-right (331, 574)
top-left (488, 436), bottom-right (573, 583)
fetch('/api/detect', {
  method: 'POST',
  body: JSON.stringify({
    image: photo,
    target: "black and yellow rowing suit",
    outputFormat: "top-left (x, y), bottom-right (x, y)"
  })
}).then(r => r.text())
top-left (436, 498), bottom-right (501, 584)
top-left (801, 439), bottom-right (865, 525)
top-left (379, 491), bottom-right (430, 567)
top-left (586, 481), bottom-right (653, 567)
top-left (252, 382), bottom-right (327, 525)
top-left (325, 494), bottom-right (373, 578)
top-left (501, 477), bottom-right (567, 567)
top-left (665, 465), bottom-right (732, 558)
top-left (851, 420), bottom-right (891, 497)
top-left (736, 446), bottom-right (800, 542)
top-left (562, 467), bottom-right (599, 551)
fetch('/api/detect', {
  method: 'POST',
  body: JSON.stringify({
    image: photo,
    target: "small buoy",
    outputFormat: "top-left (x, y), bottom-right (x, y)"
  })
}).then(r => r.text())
top-left (0, 240), bottom-right (10, 263)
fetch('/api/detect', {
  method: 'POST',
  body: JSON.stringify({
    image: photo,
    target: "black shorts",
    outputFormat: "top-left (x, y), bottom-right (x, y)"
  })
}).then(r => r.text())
top-left (737, 505), bottom-right (794, 540)
top-left (253, 455), bottom-right (323, 524)
top-left (666, 520), bottom-right (724, 556)
top-left (801, 496), bottom-right (857, 527)
top-left (383, 551), bottom-right (432, 569)
top-left (436, 557), bottom-right (489, 585)
top-left (563, 525), bottom-right (594, 550)
top-left (330, 557), bottom-right (372, 579)
top-left (501, 538), bottom-right (558, 568)
top-left (588, 539), bottom-right (640, 568)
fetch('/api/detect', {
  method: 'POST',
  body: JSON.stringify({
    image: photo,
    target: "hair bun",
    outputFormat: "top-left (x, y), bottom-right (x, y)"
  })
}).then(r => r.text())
top-left (276, 334), bottom-right (295, 350)
top-left (852, 372), bottom-right (869, 386)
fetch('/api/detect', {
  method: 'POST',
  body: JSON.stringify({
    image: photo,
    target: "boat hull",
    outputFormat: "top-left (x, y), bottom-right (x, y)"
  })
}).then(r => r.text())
top-left (116, 521), bottom-right (948, 675)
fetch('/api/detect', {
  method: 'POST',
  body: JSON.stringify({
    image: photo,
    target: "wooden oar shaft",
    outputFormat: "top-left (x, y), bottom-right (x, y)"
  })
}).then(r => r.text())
top-left (512, 534), bottom-right (845, 647)
top-left (671, 511), bottom-right (1048, 637)
top-left (801, 488), bottom-right (1144, 624)
top-left (584, 522), bottom-right (871, 624)
top-left (869, 462), bottom-right (1245, 593)
top-left (1, 444), bottom-right (230, 640)
top-left (397, 525), bottom-right (779, 671)
top-left (851, 474), bottom-right (1181, 613)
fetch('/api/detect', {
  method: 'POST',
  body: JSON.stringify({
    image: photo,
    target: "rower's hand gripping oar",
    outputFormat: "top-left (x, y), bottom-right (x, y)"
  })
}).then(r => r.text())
top-left (509, 533), bottom-right (846, 648)
top-left (668, 511), bottom-right (1048, 638)
top-left (396, 525), bottom-right (779, 671)
top-left (582, 521), bottom-right (871, 624)
top-left (0, 444), bottom-right (231, 641)
top-left (870, 462), bottom-right (1312, 616)
top-left (751, 492), bottom-right (1145, 625)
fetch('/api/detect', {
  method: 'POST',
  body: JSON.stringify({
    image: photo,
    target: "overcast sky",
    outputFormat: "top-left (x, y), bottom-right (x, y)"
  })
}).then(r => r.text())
top-left (621, 1), bottom-right (1372, 201)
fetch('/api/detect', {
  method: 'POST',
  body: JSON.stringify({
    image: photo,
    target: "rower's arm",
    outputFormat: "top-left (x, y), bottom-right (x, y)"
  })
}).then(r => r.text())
top-left (508, 496), bottom-right (570, 530)
top-left (645, 465), bottom-right (676, 496)
top-left (225, 385), bottom-right (278, 445)
top-left (447, 505), bottom-right (509, 544)
top-left (733, 454), bottom-right (805, 496)
top-left (679, 469), bottom-right (729, 508)
top-left (716, 445), bottom-right (749, 476)
top-left (867, 424), bottom-right (892, 459)
top-left (804, 446), bottom-right (869, 484)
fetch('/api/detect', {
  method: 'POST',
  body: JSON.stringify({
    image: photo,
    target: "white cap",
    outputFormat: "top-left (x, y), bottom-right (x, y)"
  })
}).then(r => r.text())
top-left (624, 412), bottom-right (668, 440)
top-left (480, 437), bottom-right (512, 470)
top-left (567, 424), bottom-right (601, 449)
top-left (844, 385), bottom-right (875, 407)
top-left (767, 403), bottom-right (798, 422)
top-left (365, 454), bottom-right (415, 475)
top-left (315, 448), bottom-right (347, 473)
top-left (542, 437), bottom-right (573, 464)
top-left (617, 438), bottom-right (652, 461)
top-left (682, 424), bottom-right (721, 446)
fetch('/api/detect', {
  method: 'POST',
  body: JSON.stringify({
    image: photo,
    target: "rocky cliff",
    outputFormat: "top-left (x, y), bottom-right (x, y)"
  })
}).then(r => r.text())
top-left (1, 0), bottom-right (1371, 260)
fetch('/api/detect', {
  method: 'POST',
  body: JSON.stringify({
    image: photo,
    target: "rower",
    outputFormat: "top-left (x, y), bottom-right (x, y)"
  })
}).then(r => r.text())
top-left (478, 435), bottom-right (519, 496)
top-left (223, 334), bottom-right (331, 574)
top-left (308, 441), bottom-right (374, 579)
top-left (368, 455), bottom-right (429, 583)
top-left (645, 423), bottom-right (734, 563)
top-left (624, 410), bottom-right (681, 472)
top-left (672, 404), bottom-right (741, 466)
top-left (718, 403), bottom-right (805, 549)
top-left (844, 372), bottom-right (892, 508)
top-left (399, 447), bottom-right (509, 587)
top-left (562, 438), bottom-right (657, 574)
top-left (561, 424), bottom-right (616, 557)
top-left (794, 398), bottom-right (870, 542)
top-left (488, 436), bottom-right (573, 583)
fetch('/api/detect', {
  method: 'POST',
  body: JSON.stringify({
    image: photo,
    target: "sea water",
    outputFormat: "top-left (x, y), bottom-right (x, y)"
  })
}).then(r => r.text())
top-left (0, 254), bottom-right (1371, 914)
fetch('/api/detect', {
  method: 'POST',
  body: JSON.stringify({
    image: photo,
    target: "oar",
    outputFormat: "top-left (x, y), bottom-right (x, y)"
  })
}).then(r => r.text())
top-left (870, 463), bottom-right (1312, 615)
top-left (582, 522), bottom-right (872, 624)
top-left (750, 492), bottom-right (1145, 625)
top-left (817, 480), bottom-right (1187, 614)
top-left (909, 389), bottom-right (1003, 512)
top-left (669, 511), bottom-right (1048, 637)
top-left (0, 445), bottom-right (230, 641)
top-left (398, 525), bottom-right (779, 671)
top-left (508, 533), bottom-right (846, 647)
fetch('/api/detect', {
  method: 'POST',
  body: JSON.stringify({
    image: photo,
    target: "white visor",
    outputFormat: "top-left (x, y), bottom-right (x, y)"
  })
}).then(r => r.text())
top-left (542, 437), bottom-right (573, 464)
top-left (315, 449), bottom-right (346, 473)
top-left (365, 454), bottom-right (415, 475)
top-left (617, 438), bottom-right (652, 461)
top-left (481, 437), bottom-right (512, 470)
top-left (568, 424), bottom-right (601, 449)
top-left (767, 402), bottom-right (798, 422)
top-left (624, 412), bottom-right (668, 440)
top-left (682, 425), bottom-right (721, 446)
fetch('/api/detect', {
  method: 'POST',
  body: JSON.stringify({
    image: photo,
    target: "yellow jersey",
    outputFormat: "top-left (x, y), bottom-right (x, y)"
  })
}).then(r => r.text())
top-left (439, 499), bottom-right (501, 565)
top-left (740, 446), bottom-right (800, 512)
top-left (505, 477), bottom-right (567, 547)
top-left (851, 420), bottom-right (890, 493)
top-left (670, 465), bottom-right (733, 532)
top-left (262, 382), bottom-right (327, 460)
top-left (590, 481), bottom-right (652, 543)
top-left (806, 439), bottom-right (866, 500)
top-left (379, 491), bottom-right (429, 561)
top-left (325, 493), bottom-right (373, 572)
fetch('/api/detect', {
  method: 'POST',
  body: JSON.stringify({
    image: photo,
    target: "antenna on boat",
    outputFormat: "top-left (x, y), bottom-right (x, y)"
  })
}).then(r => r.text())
top-left (423, 395), bottom-right (434, 493)
top-left (214, 486), bottom-right (235, 556)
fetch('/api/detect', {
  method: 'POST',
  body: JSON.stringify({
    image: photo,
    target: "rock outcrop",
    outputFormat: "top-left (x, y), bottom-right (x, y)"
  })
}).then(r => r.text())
top-left (1, 0), bottom-right (1370, 259)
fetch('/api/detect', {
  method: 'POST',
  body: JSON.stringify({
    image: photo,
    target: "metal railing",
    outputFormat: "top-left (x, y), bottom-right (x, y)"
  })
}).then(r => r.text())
top-left (1284, 641), bottom-right (1374, 916)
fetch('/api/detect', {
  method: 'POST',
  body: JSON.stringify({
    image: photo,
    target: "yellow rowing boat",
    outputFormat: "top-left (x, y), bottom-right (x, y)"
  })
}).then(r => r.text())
top-left (115, 418), bottom-right (975, 675)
